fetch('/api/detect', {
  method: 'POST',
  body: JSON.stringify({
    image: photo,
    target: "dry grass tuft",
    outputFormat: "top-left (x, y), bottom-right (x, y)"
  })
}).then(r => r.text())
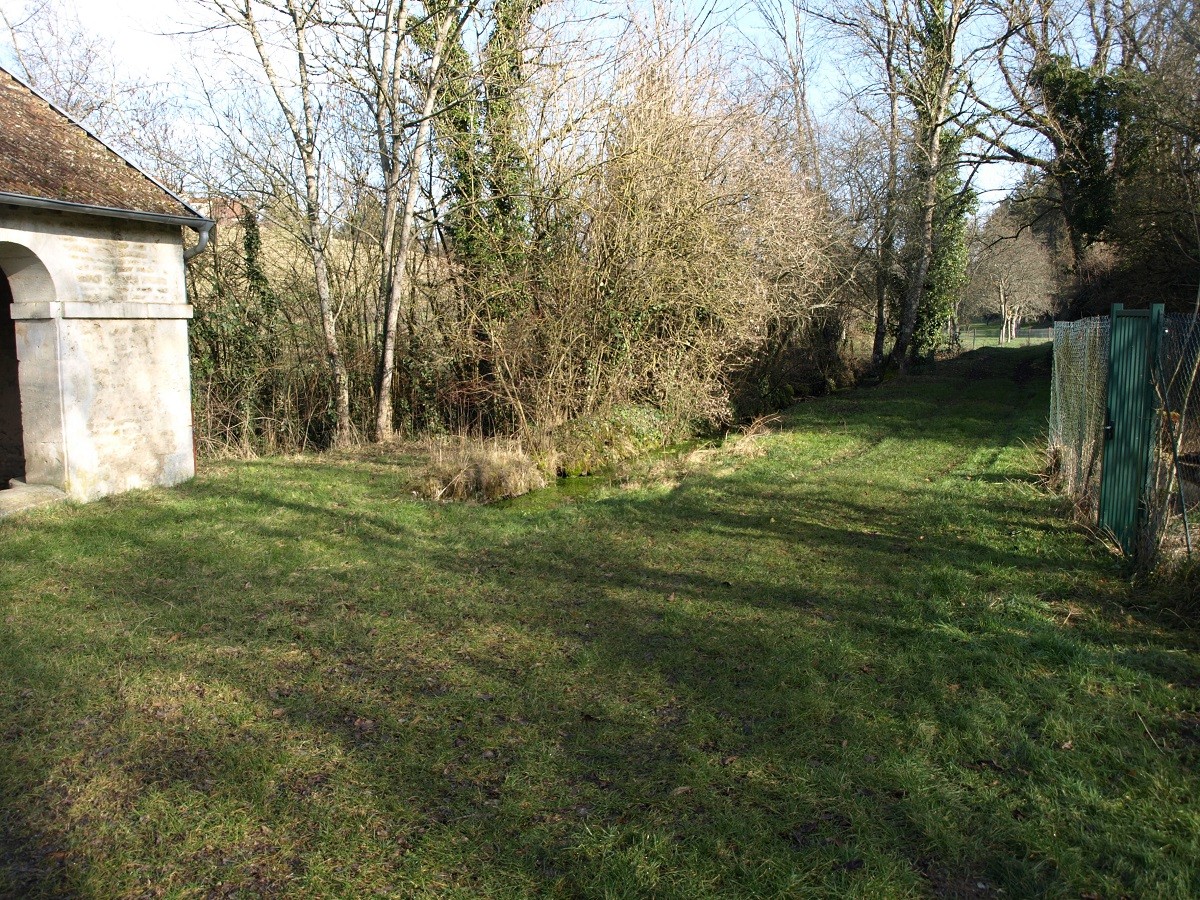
top-left (421, 437), bottom-right (550, 503)
top-left (728, 414), bottom-right (781, 458)
top-left (613, 415), bottom-right (782, 491)
top-left (1138, 554), bottom-right (1200, 622)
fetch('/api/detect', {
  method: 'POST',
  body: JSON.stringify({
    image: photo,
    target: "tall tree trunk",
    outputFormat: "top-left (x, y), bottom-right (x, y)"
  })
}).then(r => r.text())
top-left (293, 5), bottom-right (352, 447)
top-left (309, 238), bottom-right (352, 444)
top-left (884, 0), bottom-right (967, 373)
top-left (374, 12), bottom-right (455, 442)
top-left (230, 0), bottom-right (353, 446)
top-left (871, 272), bottom-right (889, 368)
top-left (872, 57), bottom-right (902, 371)
top-left (998, 284), bottom-right (1009, 344)
top-left (372, 0), bottom-right (407, 355)
top-left (890, 124), bottom-right (943, 370)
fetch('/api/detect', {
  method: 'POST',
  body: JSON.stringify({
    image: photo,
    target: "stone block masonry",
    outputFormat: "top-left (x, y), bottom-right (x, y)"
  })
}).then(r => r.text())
top-left (0, 206), bottom-right (195, 502)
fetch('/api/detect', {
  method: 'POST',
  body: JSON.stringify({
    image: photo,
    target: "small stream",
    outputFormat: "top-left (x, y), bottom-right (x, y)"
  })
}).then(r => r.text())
top-left (493, 473), bottom-right (614, 512)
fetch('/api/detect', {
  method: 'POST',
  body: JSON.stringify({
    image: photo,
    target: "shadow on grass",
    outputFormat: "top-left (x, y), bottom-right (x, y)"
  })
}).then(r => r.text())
top-left (2, 346), bottom-right (1198, 897)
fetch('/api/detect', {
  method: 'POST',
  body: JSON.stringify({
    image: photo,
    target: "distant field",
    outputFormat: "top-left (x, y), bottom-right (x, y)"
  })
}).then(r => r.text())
top-left (2, 345), bottom-right (1197, 898)
top-left (960, 323), bottom-right (1053, 350)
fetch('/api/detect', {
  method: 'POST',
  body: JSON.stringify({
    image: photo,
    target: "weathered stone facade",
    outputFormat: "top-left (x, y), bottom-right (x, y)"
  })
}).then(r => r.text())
top-left (0, 63), bottom-right (210, 509)
top-left (0, 207), bottom-right (196, 501)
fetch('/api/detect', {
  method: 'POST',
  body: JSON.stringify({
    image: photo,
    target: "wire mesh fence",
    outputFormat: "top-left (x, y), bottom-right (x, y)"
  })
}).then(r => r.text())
top-left (1148, 315), bottom-right (1200, 561)
top-left (1049, 317), bottom-right (1110, 520)
top-left (1049, 312), bottom-right (1200, 568)
top-left (961, 325), bottom-right (1053, 350)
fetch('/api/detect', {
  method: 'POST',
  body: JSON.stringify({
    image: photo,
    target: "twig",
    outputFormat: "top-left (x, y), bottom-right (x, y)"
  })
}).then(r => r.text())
top-left (1136, 711), bottom-right (1165, 754)
top-left (434, 467), bottom-right (468, 501)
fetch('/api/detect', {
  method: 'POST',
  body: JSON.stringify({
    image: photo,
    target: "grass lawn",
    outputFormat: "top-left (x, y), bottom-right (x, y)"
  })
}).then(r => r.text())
top-left (2, 345), bottom-right (1198, 898)
top-left (959, 325), bottom-right (1052, 351)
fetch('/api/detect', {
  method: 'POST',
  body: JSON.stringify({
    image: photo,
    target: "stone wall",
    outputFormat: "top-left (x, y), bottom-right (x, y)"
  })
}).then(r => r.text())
top-left (0, 206), bottom-right (195, 501)
top-left (3, 207), bottom-right (186, 302)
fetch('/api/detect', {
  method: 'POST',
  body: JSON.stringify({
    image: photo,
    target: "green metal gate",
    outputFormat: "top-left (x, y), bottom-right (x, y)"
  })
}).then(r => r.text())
top-left (1099, 303), bottom-right (1165, 553)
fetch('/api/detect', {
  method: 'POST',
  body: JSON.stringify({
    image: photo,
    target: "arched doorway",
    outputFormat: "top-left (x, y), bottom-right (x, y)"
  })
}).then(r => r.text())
top-left (0, 241), bottom-right (59, 492)
top-left (0, 266), bottom-right (23, 486)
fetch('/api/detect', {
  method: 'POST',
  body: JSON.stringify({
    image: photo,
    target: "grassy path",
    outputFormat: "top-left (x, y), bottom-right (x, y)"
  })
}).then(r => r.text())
top-left (2, 346), bottom-right (1198, 898)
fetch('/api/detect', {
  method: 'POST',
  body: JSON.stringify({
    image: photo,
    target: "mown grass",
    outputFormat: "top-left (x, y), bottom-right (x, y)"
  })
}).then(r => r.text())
top-left (960, 324), bottom-right (1052, 351)
top-left (2, 345), bottom-right (1198, 898)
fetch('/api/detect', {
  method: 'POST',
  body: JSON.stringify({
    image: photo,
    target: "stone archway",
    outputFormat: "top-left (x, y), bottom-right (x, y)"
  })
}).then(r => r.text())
top-left (0, 267), bottom-right (24, 485)
top-left (0, 241), bottom-right (63, 492)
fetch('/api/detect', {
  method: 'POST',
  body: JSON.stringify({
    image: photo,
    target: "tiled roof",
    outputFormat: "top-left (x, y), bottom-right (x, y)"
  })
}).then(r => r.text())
top-left (0, 65), bottom-right (198, 220)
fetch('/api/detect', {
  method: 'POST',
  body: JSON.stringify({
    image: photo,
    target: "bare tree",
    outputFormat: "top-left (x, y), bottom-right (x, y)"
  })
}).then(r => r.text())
top-left (816, 2), bottom-right (907, 369)
top-left (206, 0), bottom-right (354, 446)
top-left (970, 0), bottom-right (1147, 273)
top-left (806, 0), bottom-right (990, 369)
top-left (348, 2), bottom-right (471, 441)
top-left (0, 0), bottom-right (182, 170)
top-left (746, 0), bottom-right (823, 182)
top-left (968, 205), bottom-right (1056, 340)
top-left (2, 0), bottom-right (135, 129)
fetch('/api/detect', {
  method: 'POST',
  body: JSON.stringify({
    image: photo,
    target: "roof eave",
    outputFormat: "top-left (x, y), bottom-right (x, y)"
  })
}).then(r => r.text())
top-left (0, 191), bottom-right (214, 232)
top-left (0, 65), bottom-right (211, 225)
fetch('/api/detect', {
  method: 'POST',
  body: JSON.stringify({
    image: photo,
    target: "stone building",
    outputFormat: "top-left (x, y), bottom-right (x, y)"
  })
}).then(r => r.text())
top-left (0, 66), bottom-right (212, 506)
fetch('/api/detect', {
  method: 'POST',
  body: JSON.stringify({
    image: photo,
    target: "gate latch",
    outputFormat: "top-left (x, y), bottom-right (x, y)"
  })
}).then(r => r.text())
top-left (1104, 417), bottom-right (1115, 441)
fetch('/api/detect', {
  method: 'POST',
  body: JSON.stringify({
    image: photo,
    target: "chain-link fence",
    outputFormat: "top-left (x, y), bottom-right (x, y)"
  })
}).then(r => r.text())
top-left (1148, 315), bottom-right (1200, 562)
top-left (960, 325), bottom-right (1053, 350)
top-left (1049, 312), bottom-right (1200, 568)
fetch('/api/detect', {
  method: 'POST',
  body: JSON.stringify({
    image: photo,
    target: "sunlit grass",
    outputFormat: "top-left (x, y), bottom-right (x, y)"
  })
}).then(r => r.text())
top-left (960, 323), bottom-right (1053, 350)
top-left (1, 345), bottom-right (1197, 898)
